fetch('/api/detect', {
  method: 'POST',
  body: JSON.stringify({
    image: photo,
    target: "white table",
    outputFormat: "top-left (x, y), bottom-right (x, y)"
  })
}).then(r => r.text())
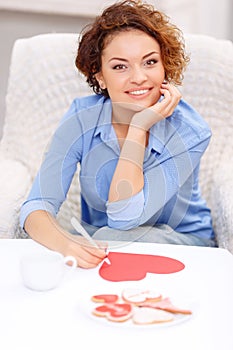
top-left (0, 239), bottom-right (233, 350)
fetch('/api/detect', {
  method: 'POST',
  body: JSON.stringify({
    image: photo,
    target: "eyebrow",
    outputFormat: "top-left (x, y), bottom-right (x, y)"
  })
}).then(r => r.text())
top-left (108, 51), bottom-right (160, 63)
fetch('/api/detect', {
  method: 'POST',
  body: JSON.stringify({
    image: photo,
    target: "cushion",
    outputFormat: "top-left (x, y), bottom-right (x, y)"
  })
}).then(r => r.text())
top-left (0, 158), bottom-right (31, 238)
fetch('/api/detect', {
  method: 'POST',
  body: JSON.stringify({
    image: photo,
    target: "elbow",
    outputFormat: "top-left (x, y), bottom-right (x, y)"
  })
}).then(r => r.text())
top-left (107, 217), bottom-right (141, 230)
top-left (106, 190), bottom-right (145, 230)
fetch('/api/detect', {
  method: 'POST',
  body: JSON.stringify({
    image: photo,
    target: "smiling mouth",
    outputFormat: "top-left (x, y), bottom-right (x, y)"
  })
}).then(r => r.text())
top-left (128, 89), bottom-right (150, 96)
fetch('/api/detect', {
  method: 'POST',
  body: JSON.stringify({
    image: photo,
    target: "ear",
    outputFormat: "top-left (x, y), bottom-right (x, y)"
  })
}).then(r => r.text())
top-left (95, 72), bottom-right (106, 89)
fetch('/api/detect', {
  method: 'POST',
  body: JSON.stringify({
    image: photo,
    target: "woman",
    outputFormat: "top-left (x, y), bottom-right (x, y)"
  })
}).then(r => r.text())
top-left (20, 0), bottom-right (216, 269)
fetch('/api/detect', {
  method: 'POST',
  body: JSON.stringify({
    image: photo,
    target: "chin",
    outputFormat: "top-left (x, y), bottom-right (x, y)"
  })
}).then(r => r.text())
top-left (129, 96), bottom-right (161, 111)
top-left (112, 101), bottom-right (145, 112)
top-left (129, 101), bottom-right (153, 111)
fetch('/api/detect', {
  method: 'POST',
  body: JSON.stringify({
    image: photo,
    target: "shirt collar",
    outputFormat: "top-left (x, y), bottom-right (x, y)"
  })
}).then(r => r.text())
top-left (93, 97), bottom-right (113, 141)
top-left (148, 119), bottom-right (166, 155)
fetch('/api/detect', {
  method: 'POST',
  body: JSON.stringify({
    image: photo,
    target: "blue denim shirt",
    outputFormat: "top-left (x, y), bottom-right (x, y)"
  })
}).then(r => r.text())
top-left (20, 94), bottom-right (214, 239)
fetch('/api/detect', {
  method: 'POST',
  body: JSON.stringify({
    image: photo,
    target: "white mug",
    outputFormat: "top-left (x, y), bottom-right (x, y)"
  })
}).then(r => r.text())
top-left (20, 250), bottom-right (77, 291)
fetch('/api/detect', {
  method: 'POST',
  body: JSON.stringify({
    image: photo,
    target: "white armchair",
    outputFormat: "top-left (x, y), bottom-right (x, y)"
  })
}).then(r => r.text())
top-left (0, 33), bottom-right (232, 252)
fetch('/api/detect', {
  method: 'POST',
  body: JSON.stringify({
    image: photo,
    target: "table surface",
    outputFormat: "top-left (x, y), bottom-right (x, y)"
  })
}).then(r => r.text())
top-left (0, 239), bottom-right (233, 350)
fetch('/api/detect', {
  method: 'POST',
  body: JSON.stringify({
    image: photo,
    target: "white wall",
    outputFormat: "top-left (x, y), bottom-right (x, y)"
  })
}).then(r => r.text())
top-left (154, 0), bottom-right (232, 40)
top-left (0, 10), bottom-right (92, 139)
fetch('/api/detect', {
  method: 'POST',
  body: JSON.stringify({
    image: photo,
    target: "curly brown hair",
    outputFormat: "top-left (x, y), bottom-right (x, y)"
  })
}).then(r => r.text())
top-left (76, 0), bottom-right (190, 97)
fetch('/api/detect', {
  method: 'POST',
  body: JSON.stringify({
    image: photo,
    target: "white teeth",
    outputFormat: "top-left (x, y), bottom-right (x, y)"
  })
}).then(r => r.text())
top-left (129, 89), bottom-right (149, 95)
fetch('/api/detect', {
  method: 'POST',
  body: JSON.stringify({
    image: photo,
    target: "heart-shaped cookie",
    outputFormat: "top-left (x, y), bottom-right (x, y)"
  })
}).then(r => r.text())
top-left (133, 307), bottom-right (174, 325)
top-left (93, 303), bottom-right (133, 322)
top-left (122, 288), bottom-right (162, 304)
top-left (91, 294), bottom-right (119, 303)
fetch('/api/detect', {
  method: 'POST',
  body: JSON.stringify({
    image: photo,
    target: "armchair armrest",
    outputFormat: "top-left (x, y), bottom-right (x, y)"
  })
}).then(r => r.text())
top-left (210, 161), bottom-right (233, 253)
top-left (0, 158), bottom-right (31, 238)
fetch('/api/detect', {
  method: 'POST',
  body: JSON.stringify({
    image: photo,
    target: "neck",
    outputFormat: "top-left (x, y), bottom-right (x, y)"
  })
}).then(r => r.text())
top-left (111, 101), bottom-right (144, 126)
top-left (111, 102), bottom-right (149, 148)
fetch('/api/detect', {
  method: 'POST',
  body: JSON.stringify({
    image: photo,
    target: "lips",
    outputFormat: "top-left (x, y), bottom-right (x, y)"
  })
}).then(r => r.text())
top-left (127, 87), bottom-right (152, 96)
top-left (128, 89), bottom-right (149, 95)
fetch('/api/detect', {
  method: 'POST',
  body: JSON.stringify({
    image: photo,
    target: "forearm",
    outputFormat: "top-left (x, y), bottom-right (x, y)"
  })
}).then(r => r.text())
top-left (24, 210), bottom-right (107, 268)
top-left (108, 125), bottom-right (147, 202)
top-left (24, 210), bottom-right (71, 254)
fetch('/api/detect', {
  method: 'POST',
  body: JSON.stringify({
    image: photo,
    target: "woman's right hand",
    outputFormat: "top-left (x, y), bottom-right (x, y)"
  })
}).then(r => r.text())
top-left (63, 234), bottom-right (108, 269)
top-left (24, 210), bottom-right (107, 269)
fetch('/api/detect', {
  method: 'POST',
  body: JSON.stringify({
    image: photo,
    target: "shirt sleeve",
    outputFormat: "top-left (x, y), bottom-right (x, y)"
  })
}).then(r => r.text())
top-left (106, 190), bottom-right (144, 229)
top-left (20, 100), bottom-right (83, 229)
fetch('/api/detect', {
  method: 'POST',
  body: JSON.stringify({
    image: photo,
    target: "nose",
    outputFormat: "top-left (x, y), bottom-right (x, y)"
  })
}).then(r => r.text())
top-left (129, 66), bottom-right (147, 84)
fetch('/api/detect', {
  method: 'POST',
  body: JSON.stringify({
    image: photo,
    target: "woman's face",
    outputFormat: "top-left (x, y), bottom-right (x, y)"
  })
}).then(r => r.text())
top-left (96, 29), bottom-right (165, 111)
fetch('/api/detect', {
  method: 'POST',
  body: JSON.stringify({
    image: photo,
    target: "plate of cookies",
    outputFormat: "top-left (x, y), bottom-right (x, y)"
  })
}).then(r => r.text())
top-left (82, 288), bottom-right (195, 328)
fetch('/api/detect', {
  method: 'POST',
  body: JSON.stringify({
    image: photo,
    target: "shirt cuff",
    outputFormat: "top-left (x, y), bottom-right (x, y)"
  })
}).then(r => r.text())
top-left (106, 190), bottom-right (144, 229)
top-left (20, 200), bottom-right (56, 229)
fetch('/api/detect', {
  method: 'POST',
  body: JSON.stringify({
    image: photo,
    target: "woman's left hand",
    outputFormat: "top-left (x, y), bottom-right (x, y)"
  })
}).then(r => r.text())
top-left (131, 83), bottom-right (182, 131)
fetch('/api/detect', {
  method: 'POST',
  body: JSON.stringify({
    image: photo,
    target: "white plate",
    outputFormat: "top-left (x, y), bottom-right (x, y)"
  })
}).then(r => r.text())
top-left (77, 292), bottom-right (196, 329)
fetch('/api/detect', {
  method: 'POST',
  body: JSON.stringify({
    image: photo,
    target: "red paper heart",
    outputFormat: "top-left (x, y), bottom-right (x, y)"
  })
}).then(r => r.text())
top-left (99, 252), bottom-right (185, 282)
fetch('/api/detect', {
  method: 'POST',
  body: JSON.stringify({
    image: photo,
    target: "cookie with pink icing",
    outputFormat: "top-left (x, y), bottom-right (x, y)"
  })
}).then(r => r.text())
top-left (92, 303), bottom-right (133, 322)
top-left (91, 294), bottom-right (119, 303)
top-left (122, 288), bottom-right (162, 305)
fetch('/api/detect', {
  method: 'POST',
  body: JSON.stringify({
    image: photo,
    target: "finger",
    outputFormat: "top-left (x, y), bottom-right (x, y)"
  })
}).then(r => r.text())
top-left (77, 255), bottom-right (104, 269)
top-left (161, 83), bottom-right (182, 101)
top-left (160, 88), bottom-right (172, 103)
top-left (82, 244), bottom-right (107, 259)
top-left (158, 89), bottom-right (180, 117)
top-left (66, 235), bottom-right (107, 267)
top-left (76, 246), bottom-right (106, 268)
top-left (161, 85), bottom-right (181, 105)
top-left (70, 234), bottom-right (106, 254)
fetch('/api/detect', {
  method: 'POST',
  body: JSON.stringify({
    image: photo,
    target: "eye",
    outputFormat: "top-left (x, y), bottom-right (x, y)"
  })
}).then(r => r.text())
top-left (112, 64), bottom-right (127, 70)
top-left (145, 59), bottom-right (158, 66)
